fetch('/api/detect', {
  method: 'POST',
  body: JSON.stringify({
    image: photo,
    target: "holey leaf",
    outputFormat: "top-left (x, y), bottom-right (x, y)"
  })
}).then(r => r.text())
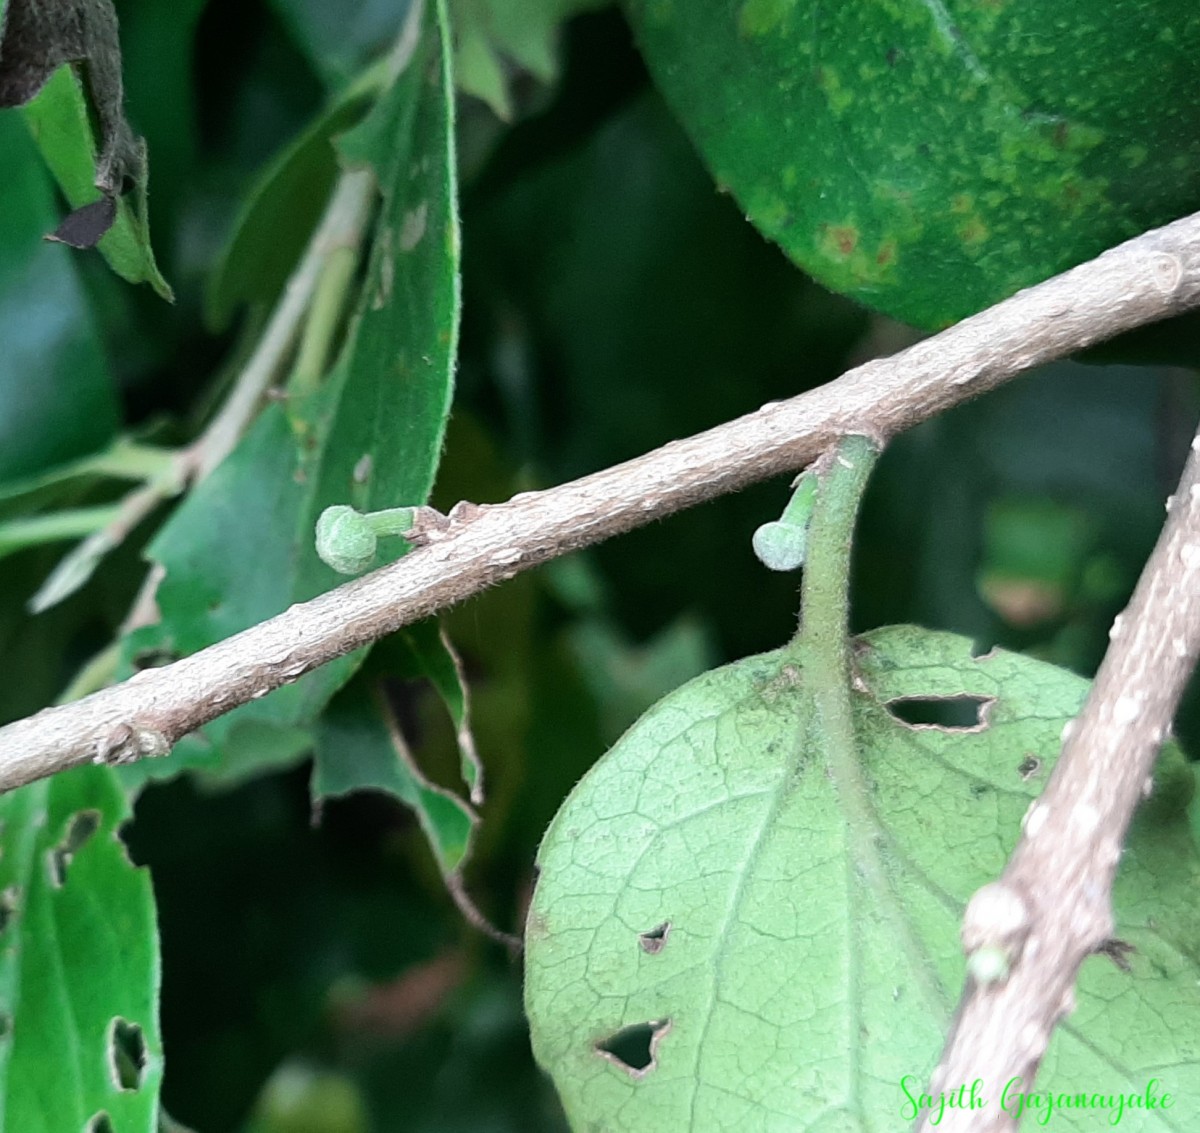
top-left (525, 625), bottom-right (1200, 1131)
top-left (0, 765), bottom-right (163, 1133)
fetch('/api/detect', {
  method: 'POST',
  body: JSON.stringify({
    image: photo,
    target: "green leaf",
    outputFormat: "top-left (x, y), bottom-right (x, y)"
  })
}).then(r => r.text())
top-left (378, 619), bottom-right (484, 802)
top-left (313, 619), bottom-right (483, 886)
top-left (127, 0), bottom-right (460, 782)
top-left (526, 625), bottom-right (1200, 1130)
top-left (20, 66), bottom-right (172, 299)
top-left (451, 0), bottom-right (607, 119)
top-left (313, 662), bottom-right (476, 877)
top-left (0, 765), bottom-right (162, 1133)
top-left (268, 0), bottom-right (411, 86)
top-left (207, 62), bottom-right (386, 329)
top-left (623, 1), bottom-right (1200, 328)
top-left (0, 110), bottom-right (119, 482)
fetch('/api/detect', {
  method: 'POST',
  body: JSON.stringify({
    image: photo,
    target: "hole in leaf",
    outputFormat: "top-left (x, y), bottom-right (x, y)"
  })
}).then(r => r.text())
top-left (0, 886), bottom-right (18, 935)
top-left (595, 1019), bottom-right (670, 1075)
top-left (108, 1018), bottom-right (146, 1091)
top-left (47, 197), bottom-right (117, 249)
top-left (886, 696), bottom-right (992, 731)
top-left (1017, 755), bottom-right (1042, 780)
top-left (639, 922), bottom-right (671, 954)
top-left (48, 810), bottom-right (102, 888)
top-left (85, 1113), bottom-right (114, 1133)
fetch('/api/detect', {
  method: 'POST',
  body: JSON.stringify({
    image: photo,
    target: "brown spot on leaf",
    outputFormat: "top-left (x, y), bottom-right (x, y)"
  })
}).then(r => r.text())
top-left (831, 225), bottom-right (858, 255)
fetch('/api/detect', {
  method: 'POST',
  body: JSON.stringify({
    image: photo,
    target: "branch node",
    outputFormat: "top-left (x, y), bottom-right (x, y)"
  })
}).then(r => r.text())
top-left (961, 881), bottom-right (1032, 983)
top-left (93, 722), bottom-right (170, 766)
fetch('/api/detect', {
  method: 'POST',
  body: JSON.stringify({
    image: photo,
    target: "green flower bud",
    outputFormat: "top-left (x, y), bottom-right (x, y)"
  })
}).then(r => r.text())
top-left (315, 505), bottom-right (377, 575)
top-left (752, 520), bottom-right (808, 571)
top-left (752, 469), bottom-right (819, 572)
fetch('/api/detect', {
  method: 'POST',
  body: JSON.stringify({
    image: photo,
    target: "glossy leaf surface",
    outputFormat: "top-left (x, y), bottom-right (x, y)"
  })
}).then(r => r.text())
top-left (624, 0), bottom-right (1200, 327)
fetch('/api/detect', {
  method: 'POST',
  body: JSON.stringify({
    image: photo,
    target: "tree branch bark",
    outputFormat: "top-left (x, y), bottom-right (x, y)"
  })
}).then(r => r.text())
top-left (916, 412), bottom-right (1200, 1132)
top-left (2, 212), bottom-right (1200, 792)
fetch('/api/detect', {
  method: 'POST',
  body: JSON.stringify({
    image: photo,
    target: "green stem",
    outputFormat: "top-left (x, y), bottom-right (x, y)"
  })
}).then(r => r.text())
top-left (363, 506), bottom-right (417, 537)
top-left (89, 439), bottom-right (178, 485)
top-left (752, 470), bottom-right (819, 571)
top-left (289, 240), bottom-right (362, 398)
top-left (0, 505), bottom-right (123, 556)
top-left (794, 434), bottom-right (953, 1029)
top-left (792, 434), bottom-right (878, 659)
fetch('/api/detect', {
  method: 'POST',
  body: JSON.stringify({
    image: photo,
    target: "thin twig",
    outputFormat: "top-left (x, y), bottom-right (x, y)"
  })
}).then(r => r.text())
top-left (189, 168), bottom-right (377, 480)
top-left (917, 422), bottom-right (1200, 1131)
top-left (25, 169), bottom-right (378, 616)
top-left (1, 212), bottom-right (1200, 790)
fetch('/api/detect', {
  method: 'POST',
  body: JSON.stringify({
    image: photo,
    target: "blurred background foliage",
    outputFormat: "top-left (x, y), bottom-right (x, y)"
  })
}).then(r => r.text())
top-left (1, 1), bottom-right (1198, 1130)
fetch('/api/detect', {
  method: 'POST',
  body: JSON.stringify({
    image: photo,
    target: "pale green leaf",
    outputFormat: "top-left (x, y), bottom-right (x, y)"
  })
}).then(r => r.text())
top-left (526, 626), bottom-right (1200, 1130)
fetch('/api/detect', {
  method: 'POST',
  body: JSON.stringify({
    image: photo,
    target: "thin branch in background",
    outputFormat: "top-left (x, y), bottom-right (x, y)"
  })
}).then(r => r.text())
top-left (25, 168), bottom-right (378, 616)
top-left (22, 0), bottom-right (431, 619)
top-left (917, 416), bottom-right (1200, 1132)
top-left (1, 211), bottom-right (1199, 792)
top-left (188, 168), bottom-right (377, 481)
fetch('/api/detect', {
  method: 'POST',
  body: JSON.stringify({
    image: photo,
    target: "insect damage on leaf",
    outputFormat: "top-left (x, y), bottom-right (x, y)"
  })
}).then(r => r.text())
top-left (47, 807), bottom-right (101, 887)
top-left (526, 625), bottom-right (1200, 1129)
top-left (107, 1016), bottom-right (147, 1092)
top-left (45, 194), bottom-right (116, 247)
top-left (0, 0), bottom-right (142, 195)
top-left (595, 1019), bottom-right (671, 1076)
top-left (884, 694), bottom-right (994, 731)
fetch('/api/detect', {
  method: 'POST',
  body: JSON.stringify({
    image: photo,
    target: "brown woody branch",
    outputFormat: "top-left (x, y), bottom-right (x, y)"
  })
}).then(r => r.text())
top-left (1, 213), bottom-right (1200, 795)
top-left (917, 414), bottom-right (1200, 1131)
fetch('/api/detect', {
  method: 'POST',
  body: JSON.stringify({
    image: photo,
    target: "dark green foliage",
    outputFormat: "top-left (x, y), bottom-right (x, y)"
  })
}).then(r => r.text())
top-left (1, 3), bottom-right (1199, 1131)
